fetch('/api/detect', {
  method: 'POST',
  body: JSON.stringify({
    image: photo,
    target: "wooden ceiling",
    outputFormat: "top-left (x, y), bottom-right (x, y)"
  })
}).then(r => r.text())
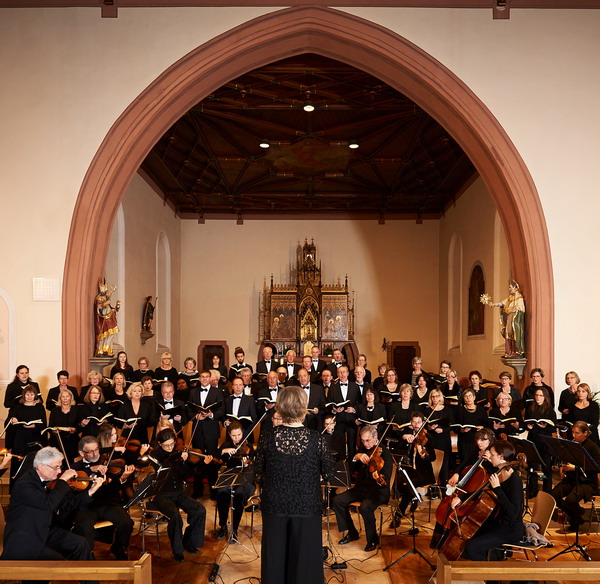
top-left (140, 54), bottom-right (478, 221)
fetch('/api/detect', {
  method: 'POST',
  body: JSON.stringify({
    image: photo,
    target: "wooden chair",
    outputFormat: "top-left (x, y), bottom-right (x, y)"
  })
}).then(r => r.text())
top-left (582, 495), bottom-right (600, 535)
top-left (498, 491), bottom-right (556, 561)
top-left (421, 448), bottom-right (445, 522)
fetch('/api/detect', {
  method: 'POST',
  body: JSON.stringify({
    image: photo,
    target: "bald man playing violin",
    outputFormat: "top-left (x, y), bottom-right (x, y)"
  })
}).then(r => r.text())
top-left (2, 446), bottom-right (104, 584)
top-left (333, 425), bottom-right (392, 552)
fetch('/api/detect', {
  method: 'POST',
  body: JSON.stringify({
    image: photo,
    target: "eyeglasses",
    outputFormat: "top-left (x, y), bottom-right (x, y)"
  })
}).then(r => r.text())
top-left (82, 447), bottom-right (99, 454)
top-left (161, 441), bottom-right (175, 448)
top-left (45, 463), bottom-right (62, 471)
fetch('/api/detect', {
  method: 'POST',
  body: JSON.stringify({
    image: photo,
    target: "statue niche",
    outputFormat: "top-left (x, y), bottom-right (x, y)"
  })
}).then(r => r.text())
top-left (259, 239), bottom-right (355, 357)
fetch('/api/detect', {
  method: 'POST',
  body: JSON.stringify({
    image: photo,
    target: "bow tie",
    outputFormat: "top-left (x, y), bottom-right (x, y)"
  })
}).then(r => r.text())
top-left (233, 395), bottom-right (242, 399)
top-left (244, 385), bottom-right (251, 390)
top-left (165, 401), bottom-right (173, 405)
top-left (336, 362), bottom-right (342, 367)
top-left (265, 360), bottom-right (271, 364)
top-left (200, 387), bottom-right (209, 392)
top-left (312, 359), bottom-right (318, 363)
top-left (340, 383), bottom-right (348, 387)
top-left (302, 386), bottom-right (310, 390)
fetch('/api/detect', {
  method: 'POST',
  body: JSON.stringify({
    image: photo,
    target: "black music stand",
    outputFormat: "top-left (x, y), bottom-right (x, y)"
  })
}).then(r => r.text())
top-left (384, 466), bottom-right (433, 571)
top-left (507, 435), bottom-right (546, 515)
top-left (541, 436), bottom-right (600, 561)
top-left (321, 460), bottom-right (350, 562)
top-left (124, 466), bottom-right (173, 509)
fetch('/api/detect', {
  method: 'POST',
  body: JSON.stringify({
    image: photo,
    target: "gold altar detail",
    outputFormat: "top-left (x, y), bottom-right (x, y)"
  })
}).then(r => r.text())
top-left (259, 240), bottom-right (355, 357)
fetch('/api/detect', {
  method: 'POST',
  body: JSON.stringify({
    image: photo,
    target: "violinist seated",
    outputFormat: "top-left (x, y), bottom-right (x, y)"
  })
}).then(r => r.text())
top-left (70, 436), bottom-right (135, 561)
top-left (552, 420), bottom-right (600, 532)
top-left (147, 428), bottom-right (208, 562)
top-left (333, 425), bottom-right (393, 552)
top-left (1, 446), bottom-right (104, 584)
top-left (390, 411), bottom-right (436, 528)
top-left (448, 439), bottom-right (524, 561)
top-left (323, 414), bottom-right (347, 462)
top-left (215, 421), bottom-right (256, 541)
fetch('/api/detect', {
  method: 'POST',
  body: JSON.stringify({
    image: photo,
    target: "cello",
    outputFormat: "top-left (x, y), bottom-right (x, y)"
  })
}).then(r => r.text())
top-left (438, 459), bottom-right (521, 560)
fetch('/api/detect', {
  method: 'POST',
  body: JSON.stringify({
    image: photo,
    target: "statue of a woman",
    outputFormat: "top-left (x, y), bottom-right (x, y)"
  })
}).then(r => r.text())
top-left (483, 279), bottom-right (525, 357)
top-left (95, 279), bottom-right (121, 356)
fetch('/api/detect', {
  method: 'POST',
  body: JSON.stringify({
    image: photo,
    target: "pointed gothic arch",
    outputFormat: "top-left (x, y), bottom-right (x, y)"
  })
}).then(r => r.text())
top-left (63, 5), bottom-right (553, 380)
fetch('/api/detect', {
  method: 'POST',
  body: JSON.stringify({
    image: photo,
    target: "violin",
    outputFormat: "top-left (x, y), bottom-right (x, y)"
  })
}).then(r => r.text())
top-left (0, 448), bottom-right (23, 460)
top-left (367, 446), bottom-right (387, 486)
top-left (48, 470), bottom-right (98, 492)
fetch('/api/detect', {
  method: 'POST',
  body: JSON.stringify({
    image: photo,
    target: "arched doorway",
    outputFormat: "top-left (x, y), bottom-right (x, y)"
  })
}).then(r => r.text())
top-left (63, 6), bottom-right (553, 379)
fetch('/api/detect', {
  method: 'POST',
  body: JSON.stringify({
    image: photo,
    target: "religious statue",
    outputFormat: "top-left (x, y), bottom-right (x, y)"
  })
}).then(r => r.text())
top-left (142, 296), bottom-right (155, 332)
top-left (481, 279), bottom-right (525, 357)
top-left (94, 278), bottom-right (121, 357)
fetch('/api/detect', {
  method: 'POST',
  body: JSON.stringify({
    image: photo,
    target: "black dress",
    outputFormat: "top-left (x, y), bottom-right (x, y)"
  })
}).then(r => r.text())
top-left (566, 401), bottom-right (600, 444)
top-left (453, 406), bottom-right (489, 464)
top-left (115, 400), bottom-right (156, 443)
top-left (78, 402), bottom-right (113, 437)
top-left (4, 379), bottom-right (42, 408)
top-left (424, 405), bottom-right (452, 485)
top-left (48, 406), bottom-right (80, 462)
top-left (355, 403), bottom-right (387, 436)
top-left (488, 405), bottom-right (523, 438)
top-left (524, 404), bottom-right (557, 493)
top-left (45, 385), bottom-right (80, 411)
top-left (255, 425), bottom-right (335, 584)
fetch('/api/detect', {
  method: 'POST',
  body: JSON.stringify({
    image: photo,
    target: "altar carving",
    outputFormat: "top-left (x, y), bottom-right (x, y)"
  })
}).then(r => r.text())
top-left (259, 240), bottom-right (355, 357)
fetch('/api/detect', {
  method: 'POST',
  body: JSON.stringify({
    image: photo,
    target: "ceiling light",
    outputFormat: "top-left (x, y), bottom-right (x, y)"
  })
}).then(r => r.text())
top-left (349, 140), bottom-right (359, 149)
top-left (303, 101), bottom-right (315, 112)
top-left (259, 140), bottom-right (270, 149)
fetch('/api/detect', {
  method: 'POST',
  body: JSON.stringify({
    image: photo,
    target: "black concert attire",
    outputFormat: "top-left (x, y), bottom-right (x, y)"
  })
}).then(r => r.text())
top-left (212, 364), bottom-right (228, 384)
top-left (153, 366), bottom-right (179, 387)
top-left (5, 402), bottom-right (47, 490)
top-left (397, 434), bottom-right (436, 515)
top-left (78, 401), bottom-right (112, 437)
top-left (177, 370), bottom-right (200, 403)
top-left (333, 442), bottom-right (392, 548)
top-left (1, 468), bottom-right (94, 584)
top-left (45, 385), bottom-right (79, 411)
top-left (255, 358), bottom-right (276, 382)
top-left (552, 437), bottom-right (600, 529)
top-left (413, 387), bottom-right (431, 412)
top-left (224, 393), bottom-right (257, 438)
top-left (256, 385), bottom-right (281, 434)
top-left (350, 367), bottom-right (372, 384)
top-left (131, 368), bottom-right (154, 383)
top-left (323, 428), bottom-right (347, 462)
top-left (354, 381), bottom-right (373, 402)
top-left (464, 467), bottom-right (525, 560)
top-left (407, 370), bottom-right (430, 389)
top-left (466, 387), bottom-right (491, 410)
top-left (488, 405), bottom-right (523, 438)
top-left (424, 405), bottom-right (452, 485)
top-left (215, 441), bottom-right (256, 536)
top-left (4, 379), bottom-right (42, 409)
top-left (48, 406), bottom-right (80, 462)
top-left (283, 361), bottom-right (301, 381)
top-left (373, 375), bottom-right (385, 390)
top-left (327, 380), bottom-right (361, 460)
top-left (155, 396), bottom-right (189, 435)
top-left (115, 399), bottom-right (156, 443)
top-left (104, 387), bottom-right (129, 416)
top-left (109, 364), bottom-right (134, 381)
top-left (301, 383), bottom-right (327, 431)
top-left (566, 401), bottom-right (600, 444)
top-left (453, 405), bottom-right (489, 465)
top-left (228, 361), bottom-right (253, 382)
top-left (386, 399), bottom-right (414, 444)
top-left (255, 425), bottom-right (335, 584)
top-left (310, 358), bottom-right (328, 376)
top-left (522, 382), bottom-right (554, 410)
top-left (558, 387), bottom-right (578, 418)
top-left (524, 403), bottom-right (557, 494)
top-left (148, 447), bottom-right (207, 555)
top-left (356, 402), bottom-right (387, 436)
top-left (187, 385), bottom-right (224, 497)
top-left (441, 381), bottom-right (463, 408)
top-left (493, 385), bottom-right (523, 410)
top-left (326, 360), bottom-right (345, 378)
top-left (70, 459), bottom-right (134, 558)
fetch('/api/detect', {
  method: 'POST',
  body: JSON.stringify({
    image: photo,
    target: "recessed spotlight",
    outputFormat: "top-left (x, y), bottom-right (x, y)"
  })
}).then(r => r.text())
top-left (303, 101), bottom-right (315, 112)
top-left (259, 140), bottom-right (270, 149)
top-left (349, 140), bottom-right (359, 149)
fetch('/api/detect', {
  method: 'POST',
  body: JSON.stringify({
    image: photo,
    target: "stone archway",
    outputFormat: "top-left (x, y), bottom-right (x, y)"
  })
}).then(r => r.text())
top-left (63, 5), bottom-right (553, 379)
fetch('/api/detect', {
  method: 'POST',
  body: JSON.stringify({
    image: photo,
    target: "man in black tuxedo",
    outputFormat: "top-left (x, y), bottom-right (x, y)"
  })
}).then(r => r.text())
top-left (156, 381), bottom-right (188, 435)
top-left (321, 368), bottom-right (334, 398)
top-left (326, 348), bottom-right (345, 378)
top-left (240, 367), bottom-right (261, 397)
top-left (209, 369), bottom-right (229, 399)
top-left (224, 377), bottom-right (258, 439)
top-left (275, 366), bottom-right (290, 387)
top-left (283, 349), bottom-right (301, 382)
top-left (2, 446), bottom-right (102, 581)
top-left (297, 368), bottom-right (326, 431)
top-left (303, 355), bottom-right (320, 384)
top-left (187, 369), bottom-right (224, 498)
top-left (310, 346), bottom-right (328, 376)
top-left (327, 365), bottom-right (361, 460)
top-left (255, 345), bottom-right (276, 382)
top-left (353, 366), bottom-right (372, 402)
top-left (228, 347), bottom-right (253, 382)
top-left (257, 371), bottom-right (281, 433)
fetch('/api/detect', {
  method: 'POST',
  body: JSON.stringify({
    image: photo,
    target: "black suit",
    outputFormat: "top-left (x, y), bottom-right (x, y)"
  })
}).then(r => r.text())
top-left (301, 383), bottom-right (326, 431)
top-left (311, 359), bottom-right (328, 375)
top-left (228, 362), bottom-right (253, 382)
top-left (155, 396), bottom-right (189, 434)
top-left (224, 394), bottom-right (257, 437)
top-left (255, 359), bottom-right (276, 380)
top-left (283, 362), bottom-right (301, 380)
top-left (257, 385), bottom-right (280, 432)
top-left (326, 361), bottom-right (345, 378)
top-left (2, 468), bottom-right (92, 564)
top-left (327, 381), bottom-right (361, 459)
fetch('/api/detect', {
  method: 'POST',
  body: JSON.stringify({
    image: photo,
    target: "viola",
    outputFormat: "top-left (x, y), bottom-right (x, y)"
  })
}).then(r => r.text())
top-left (48, 470), bottom-right (98, 492)
top-left (368, 446), bottom-right (387, 487)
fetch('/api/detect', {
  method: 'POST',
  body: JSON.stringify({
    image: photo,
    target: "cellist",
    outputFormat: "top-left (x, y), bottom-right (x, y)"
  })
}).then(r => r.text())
top-left (333, 425), bottom-right (392, 552)
top-left (449, 439), bottom-right (524, 561)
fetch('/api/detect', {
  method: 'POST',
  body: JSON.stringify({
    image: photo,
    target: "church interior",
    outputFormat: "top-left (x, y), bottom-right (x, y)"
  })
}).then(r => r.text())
top-left (1, 1), bottom-right (600, 582)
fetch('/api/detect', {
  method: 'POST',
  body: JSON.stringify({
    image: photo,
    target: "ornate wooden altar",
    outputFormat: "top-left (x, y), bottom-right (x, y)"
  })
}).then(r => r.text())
top-left (259, 240), bottom-right (356, 358)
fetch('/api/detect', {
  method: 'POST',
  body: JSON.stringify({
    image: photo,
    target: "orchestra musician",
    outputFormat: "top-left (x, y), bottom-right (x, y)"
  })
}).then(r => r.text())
top-left (552, 421), bottom-right (600, 532)
top-left (1, 446), bottom-right (103, 582)
top-left (333, 425), bottom-right (392, 552)
top-left (147, 428), bottom-right (208, 562)
top-left (449, 439), bottom-right (524, 561)
top-left (215, 421), bottom-right (256, 541)
top-left (70, 436), bottom-right (135, 560)
top-left (390, 411), bottom-right (436, 528)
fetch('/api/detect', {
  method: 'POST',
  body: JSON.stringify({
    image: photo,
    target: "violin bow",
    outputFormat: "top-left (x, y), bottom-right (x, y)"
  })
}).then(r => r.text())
top-left (233, 411), bottom-right (267, 454)
top-left (366, 415), bottom-right (395, 462)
